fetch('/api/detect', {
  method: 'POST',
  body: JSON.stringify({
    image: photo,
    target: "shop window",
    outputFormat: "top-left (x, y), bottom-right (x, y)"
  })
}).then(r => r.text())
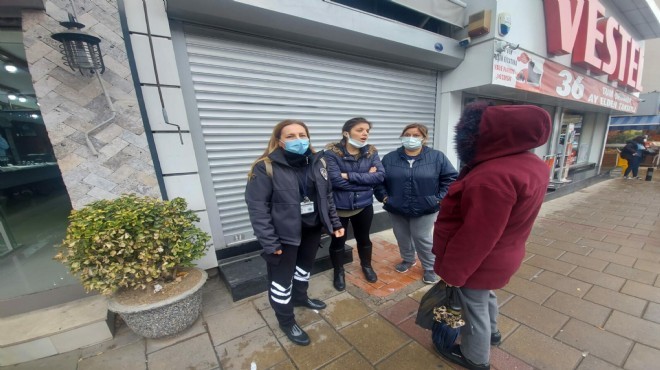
top-left (328, 0), bottom-right (461, 37)
top-left (603, 124), bottom-right (660, 169)
top-left (560, 113), bottom-right (584, 166)
top-left (0, 23), bottom-right (76, 316)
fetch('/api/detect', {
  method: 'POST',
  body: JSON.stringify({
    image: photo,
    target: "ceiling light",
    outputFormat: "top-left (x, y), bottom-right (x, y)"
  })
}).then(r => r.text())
top-left (18, 96), bottom-right (27, 103)
top-left (8, 94), bottom-right (17, 100)
top-left (4, 64), bottom-right (18, 73)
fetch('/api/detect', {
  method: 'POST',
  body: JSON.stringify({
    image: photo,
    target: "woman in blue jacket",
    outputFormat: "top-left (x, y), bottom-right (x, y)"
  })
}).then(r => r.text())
top-left (245, 120), bottom-right (345, 346)
top-left (324, 117), bottom-right (385, 290)
top-left (375, 123), bottom-right (457, 284)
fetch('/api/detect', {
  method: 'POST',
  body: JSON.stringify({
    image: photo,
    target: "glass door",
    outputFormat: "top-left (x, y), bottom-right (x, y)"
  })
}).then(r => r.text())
top-left (0, 20), bottom-right (79, 317)
top-left (552, 112), bottom-right (583, 182)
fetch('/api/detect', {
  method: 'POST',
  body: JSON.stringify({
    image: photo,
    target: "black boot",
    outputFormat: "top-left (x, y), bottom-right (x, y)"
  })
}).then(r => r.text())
top-left (330, 249), bottom-right (346, 291)
top-left (358, 244), bottom-right (378, 283)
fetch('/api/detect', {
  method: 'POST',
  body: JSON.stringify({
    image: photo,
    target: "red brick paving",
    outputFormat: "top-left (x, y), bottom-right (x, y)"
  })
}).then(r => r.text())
top-left (345, 237), bottom-right (424, 297)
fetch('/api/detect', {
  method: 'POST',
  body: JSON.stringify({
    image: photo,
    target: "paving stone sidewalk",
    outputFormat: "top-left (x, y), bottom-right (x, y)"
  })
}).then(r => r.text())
top-left (7, 175), bottom-right (660, 369)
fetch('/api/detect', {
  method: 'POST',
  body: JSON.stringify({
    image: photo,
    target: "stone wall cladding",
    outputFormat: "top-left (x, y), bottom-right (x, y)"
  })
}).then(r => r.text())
top-left (22, 0), bottom-right (160, 209)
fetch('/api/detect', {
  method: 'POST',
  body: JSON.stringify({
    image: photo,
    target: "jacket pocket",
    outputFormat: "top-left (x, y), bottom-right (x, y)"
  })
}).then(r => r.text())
top-left (423, 195), bottom-right (440, 213)
top-left (442, 181), bottom-right (464, 214)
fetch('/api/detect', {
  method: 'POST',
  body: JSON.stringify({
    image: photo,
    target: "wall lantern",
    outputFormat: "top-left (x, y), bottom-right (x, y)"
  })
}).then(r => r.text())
top-left (51, 13), bottom-right (115, 156)
top-left (51, 14), bottom-right (105, 75)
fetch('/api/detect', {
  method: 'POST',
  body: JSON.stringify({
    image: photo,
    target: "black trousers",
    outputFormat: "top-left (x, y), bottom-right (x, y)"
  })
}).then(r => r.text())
top-left (624, 156), bottom-right (642, 177)
top-left (329, 205), bottom-right (374, 260)
top-left (265, 225), bottom-right (322, 327)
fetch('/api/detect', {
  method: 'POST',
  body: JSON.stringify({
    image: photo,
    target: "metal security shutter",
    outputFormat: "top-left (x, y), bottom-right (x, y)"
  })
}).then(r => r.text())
top-left (183, 24), bottom-right (438, 247)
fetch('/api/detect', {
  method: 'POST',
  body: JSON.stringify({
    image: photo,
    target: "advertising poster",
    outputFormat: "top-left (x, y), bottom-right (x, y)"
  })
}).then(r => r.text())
top-left (492, 48), bottom-right (639, 113)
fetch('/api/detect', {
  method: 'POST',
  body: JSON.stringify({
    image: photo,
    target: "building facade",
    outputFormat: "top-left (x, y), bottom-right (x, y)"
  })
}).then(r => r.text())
top-left (1, 0), bottom-right (658, 364)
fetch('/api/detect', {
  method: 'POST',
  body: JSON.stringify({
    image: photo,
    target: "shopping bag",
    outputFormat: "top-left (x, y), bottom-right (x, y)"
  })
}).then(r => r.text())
top-left (431, 286), bottom-right (467, 349)
top-left (415, 280), bottom-right (448, 330)
top-left (416, 281), bottom-right (468, 349)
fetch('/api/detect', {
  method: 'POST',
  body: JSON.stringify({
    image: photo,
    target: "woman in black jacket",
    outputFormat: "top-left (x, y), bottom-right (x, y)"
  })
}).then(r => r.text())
top-left (621, 135), bottom-right (653, 179)
top-left (245, 120), bottom-right (344, 346)
top-left (375, 123), bottom-right (457, 284)
top-left (324, 117), bottom-right (385, 290)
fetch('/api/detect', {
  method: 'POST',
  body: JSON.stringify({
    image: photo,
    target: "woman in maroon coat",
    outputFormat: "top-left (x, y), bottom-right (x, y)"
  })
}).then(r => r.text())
top-left (432, 102), bottom-right (551, 370)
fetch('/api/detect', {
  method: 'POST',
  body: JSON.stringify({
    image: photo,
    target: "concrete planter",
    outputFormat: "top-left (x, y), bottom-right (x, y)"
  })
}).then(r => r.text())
top-left (108, 269), bottom-right (207, 338)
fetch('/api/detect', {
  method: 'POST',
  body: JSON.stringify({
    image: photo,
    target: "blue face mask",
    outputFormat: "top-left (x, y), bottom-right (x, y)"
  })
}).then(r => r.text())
top-left (401, 136), bottom-right (422, 150)
top-left (346, 136), bottom-right (368, 149)
top-left (282, 138), bottom-right (310, 155)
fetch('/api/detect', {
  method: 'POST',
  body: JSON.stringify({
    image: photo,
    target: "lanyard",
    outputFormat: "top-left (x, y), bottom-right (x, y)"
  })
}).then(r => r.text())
top-left (296, 165), bottom-right (310, 201)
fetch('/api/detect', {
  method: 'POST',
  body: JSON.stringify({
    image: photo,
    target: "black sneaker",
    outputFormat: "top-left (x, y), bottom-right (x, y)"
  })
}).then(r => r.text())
top-left (491, 330), bottom-right (501, 345)
top-left (434, 343), bottom-right (490, 370)
top-left (279, 323), bottom-right (310, 346)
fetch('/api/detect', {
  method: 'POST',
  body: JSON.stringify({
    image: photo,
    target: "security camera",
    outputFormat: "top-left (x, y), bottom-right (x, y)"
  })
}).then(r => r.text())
top-left (458, 37), bottom-right (471, 48)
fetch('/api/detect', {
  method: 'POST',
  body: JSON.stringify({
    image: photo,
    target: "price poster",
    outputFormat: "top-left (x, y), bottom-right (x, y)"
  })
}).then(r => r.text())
top-left (492, 48), bottom-right (639, 113)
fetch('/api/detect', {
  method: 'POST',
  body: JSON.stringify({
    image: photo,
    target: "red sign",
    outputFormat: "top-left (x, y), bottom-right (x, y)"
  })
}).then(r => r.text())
top-left (492, 48), bottom-right (639, 113)
top-left (544, 0), bottom-right (645, 92)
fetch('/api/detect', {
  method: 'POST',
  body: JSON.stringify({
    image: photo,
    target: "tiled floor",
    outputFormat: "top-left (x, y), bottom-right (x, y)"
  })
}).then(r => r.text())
top-left (8, 175), bottom-right (660, 369)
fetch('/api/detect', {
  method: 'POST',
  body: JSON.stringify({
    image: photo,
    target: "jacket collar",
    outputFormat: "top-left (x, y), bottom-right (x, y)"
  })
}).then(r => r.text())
top-left (325, 141), bottom-right (376, 159)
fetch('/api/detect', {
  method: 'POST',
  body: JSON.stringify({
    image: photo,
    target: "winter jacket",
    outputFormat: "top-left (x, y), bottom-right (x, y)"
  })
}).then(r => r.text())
top-left (621, 140), bottom-right (651, 161)
top-left (432, 105), bottom-right (551, 289)
top-left (375, 146), bottom-right (457, 217)
top-left (245, 148), bottom-right (342, 255)
top-left (323, 142), bottom-right (385, 210)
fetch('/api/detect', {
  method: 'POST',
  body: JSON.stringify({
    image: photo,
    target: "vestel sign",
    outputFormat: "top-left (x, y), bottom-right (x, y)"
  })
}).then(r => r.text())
top-left (544, 0), bottom-right (645, 92)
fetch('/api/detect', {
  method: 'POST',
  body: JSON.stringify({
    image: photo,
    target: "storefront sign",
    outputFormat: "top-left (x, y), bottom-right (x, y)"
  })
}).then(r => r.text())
top-left (492, 48), bottom-right (639, 113)
top-left (544, 0), bottom-right (645, 92)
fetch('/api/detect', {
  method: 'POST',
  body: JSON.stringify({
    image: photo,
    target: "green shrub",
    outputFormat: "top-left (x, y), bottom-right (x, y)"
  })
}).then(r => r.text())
top-left (55, 194), bottom-right (210, 295)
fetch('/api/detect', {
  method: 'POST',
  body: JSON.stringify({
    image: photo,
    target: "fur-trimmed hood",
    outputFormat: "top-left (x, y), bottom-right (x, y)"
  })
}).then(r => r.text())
top-left (325, 141), bottom-right (378, 159)
top-left (455, 103), bottom-right (551, 166)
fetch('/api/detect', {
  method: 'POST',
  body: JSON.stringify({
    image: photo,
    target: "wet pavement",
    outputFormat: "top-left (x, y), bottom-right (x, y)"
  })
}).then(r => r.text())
top-left (7, 173), bottom-right (660, 369)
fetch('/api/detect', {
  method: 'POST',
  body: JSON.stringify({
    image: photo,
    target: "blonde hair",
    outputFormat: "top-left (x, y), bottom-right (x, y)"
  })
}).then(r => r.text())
top-left (247, 119), bottom-right (315, 178)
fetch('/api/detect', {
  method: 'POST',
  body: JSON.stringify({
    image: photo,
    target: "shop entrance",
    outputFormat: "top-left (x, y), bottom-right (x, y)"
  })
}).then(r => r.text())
top-left (0, 21), bottom-right (77, 316)
top-left (180, 24), bottom-right (439, 249)
top-left (553, 113), bottom-right (583, 182)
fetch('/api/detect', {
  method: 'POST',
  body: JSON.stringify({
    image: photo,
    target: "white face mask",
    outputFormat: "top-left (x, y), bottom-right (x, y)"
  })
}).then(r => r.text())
top-left (346, 135), bottom-right (367, 149)
top-left (401, 136), bottom-right (422, 150)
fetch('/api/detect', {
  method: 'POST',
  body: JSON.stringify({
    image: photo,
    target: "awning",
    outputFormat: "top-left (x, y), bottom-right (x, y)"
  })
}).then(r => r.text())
top-left (610, 115), bottom-right (660, 128)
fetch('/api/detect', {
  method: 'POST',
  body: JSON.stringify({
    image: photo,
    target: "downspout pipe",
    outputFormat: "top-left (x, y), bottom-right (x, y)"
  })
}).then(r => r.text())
top-left (84, 70), bottom-right (116, 156)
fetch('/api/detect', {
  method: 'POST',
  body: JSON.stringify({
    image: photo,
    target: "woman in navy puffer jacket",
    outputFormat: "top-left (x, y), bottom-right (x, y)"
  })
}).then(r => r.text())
top-left (324, 117), bottom-right (385, 290)
top-left (375, 123), bottom-right (457, 285)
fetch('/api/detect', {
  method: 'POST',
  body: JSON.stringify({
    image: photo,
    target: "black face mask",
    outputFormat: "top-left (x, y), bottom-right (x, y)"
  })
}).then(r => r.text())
top-left (283, 148), bottom-right (312, 167)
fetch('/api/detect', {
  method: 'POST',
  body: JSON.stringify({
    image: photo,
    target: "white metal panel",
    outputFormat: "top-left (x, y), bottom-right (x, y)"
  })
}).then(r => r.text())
top-left (183, 25), bottom-right (438, 247)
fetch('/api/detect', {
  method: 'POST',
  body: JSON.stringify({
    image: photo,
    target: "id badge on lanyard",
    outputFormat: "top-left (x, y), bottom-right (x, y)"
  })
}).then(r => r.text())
top-left (299, 166), bottom-right (314, 214)
top-left (301, 196), bottom-right (314, 214)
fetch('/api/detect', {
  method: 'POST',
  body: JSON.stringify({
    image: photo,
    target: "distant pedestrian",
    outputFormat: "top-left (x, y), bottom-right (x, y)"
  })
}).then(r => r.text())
top-left (432, 102), bottom-right (551, 370)
top-left (325, 117), bottom-right (385, 290)
top-left (375, 123), bottom-right (457, 284)
top-left (621, 135), bottom-right (653, 179)
top-left (245, 120), bottom-right (345, 346)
